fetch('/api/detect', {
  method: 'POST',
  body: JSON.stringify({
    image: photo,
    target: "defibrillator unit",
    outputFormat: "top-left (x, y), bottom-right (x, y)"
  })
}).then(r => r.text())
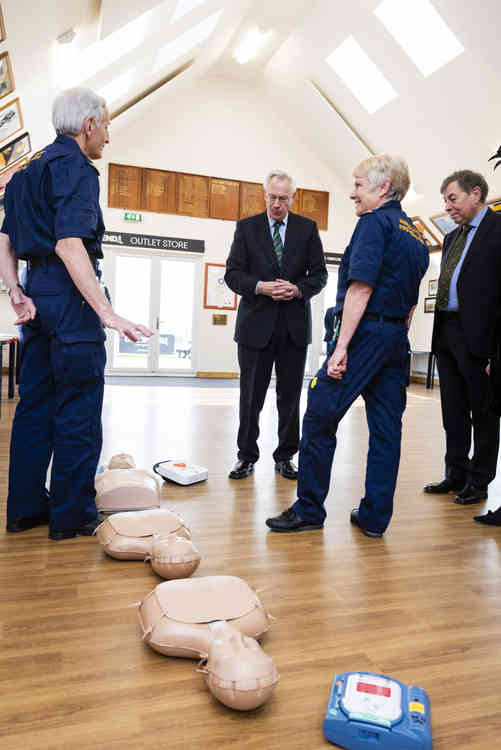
top-left (323, 671), bottom-right (432, 750)
top-left (153, 460), bottom-right (208, 485)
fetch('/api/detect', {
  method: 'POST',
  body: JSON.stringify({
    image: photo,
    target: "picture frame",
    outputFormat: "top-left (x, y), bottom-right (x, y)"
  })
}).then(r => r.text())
top-left (0, 131), bottom-right (30, 172)
top-left (0, 98), bottom-right (23, 144)
top-left (0, 6), bottom-right (5, 43)
top-left (410, 216), bottom-right (442, 251)
top-left (203, 262), bottom-right (237, 310)
top-left (430, 211), bottom-right (457, 237)
top-left (428, 279), bottom-right (438, 297)
top-left (487, 197), bottom-right (501, 214)
top-left (0, 51), bottom-right (14, 101)
top-left (424, 296), bottom-right (436, 313)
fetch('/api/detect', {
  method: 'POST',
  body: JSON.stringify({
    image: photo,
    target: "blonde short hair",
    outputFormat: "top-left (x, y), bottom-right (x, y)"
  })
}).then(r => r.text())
top-left (353, 154), bottom-right (410, 201)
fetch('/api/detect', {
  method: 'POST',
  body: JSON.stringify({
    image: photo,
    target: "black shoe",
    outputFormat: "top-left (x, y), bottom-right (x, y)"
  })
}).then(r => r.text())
top-left (266, 507), bottom-right (323, 533)
top-left (49, 518), bottom-right (100, 541)
top-left (454, 484), bottom-right (488, 505)
top-left (275, 459), bottom-right (298, 480)
top-left (474, 506), bottom-right (501, 525)
top-left (423, 478), bottom-right (466, 494)
top-left (229, 459), bottom-right (254, 479)
top-left (350, 509), bottom-right (383, 538)
top-left (6, 513), bottom-right (49, 533)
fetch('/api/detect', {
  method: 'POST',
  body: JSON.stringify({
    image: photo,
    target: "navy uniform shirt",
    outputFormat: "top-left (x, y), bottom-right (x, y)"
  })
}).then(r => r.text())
top-left (1, 134), bottom-right (105, 259)
top-left (334, 200), bottom-right (429, 318)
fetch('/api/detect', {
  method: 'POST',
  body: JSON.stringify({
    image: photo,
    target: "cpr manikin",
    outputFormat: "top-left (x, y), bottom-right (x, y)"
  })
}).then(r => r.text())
top-left (137, 576), bottom-right (279, 710)
top-left (96, 508), bottom-right (200, 579)
top-left (95, 453), bottom-right (161, 513)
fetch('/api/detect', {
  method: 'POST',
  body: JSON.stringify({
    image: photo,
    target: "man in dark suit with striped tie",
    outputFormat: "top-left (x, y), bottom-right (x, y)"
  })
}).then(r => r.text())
top-left (424, 170), bottom-right (501, 506)
top-left (225, 170), bottom-right (327, 480)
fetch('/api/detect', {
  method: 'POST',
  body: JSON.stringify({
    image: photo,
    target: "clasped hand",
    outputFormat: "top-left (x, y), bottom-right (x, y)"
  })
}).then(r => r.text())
top-left (327, 346), bottom-right (348, 380)
top-left (259, 279), bottom-right (299, 302)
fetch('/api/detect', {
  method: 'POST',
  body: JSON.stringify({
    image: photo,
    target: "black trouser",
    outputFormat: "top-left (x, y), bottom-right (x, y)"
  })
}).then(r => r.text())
top-left (237, 309), bottom-right (307, 464)
top-left (436, 313), bottom-right (500, 486)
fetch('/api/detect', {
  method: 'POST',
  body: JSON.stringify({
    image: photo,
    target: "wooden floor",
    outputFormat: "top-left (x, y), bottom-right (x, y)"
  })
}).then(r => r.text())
top-left (1, 377), bottom-right (501, 750)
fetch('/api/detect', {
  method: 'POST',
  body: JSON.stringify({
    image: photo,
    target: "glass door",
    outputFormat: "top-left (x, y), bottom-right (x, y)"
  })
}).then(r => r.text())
top-left (305, 267), bottom-right (339, 376)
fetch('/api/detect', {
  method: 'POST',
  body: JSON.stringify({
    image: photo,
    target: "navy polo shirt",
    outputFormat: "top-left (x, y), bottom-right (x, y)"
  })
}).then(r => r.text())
top-left (334, 200), bottom-right (429, 318)
top-left (1, 134), bottom-right (105, 259)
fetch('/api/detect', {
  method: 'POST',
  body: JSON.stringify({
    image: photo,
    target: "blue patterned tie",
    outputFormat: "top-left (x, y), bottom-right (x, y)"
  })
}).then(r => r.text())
top-left (272, 221), bottom-right (284, 264)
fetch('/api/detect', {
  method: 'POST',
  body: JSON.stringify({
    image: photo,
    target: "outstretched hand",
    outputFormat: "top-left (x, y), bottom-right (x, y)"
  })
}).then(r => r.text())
top-left (101, 310), bottom-right (154, 342)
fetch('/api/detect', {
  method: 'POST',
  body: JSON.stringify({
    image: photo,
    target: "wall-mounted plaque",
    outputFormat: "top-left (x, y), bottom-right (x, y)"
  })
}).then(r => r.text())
top-left (301, 189), bottom-right (329, 230)
top-left (142, 168), bottom-right (177, 214)
top-left (177, 173), bottom-right (209, 218)
top-left (291, 188), bottom-right (302, 214)
top-left (209, 177), bottom-right (240, 220)
top-left (204, 262), bottom-right (236, 310)
top-left (108, 164), bottom-right (142, 209)
top-left (212, 314), bottom-right (228, 325)
top-left (240, 181), bottom-right (266, 219)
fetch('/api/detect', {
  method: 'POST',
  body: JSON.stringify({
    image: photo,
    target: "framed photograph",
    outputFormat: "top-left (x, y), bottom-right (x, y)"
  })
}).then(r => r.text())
top-left (430, 211), bottom-right (457, 237)
top-left (0, 131), bottom-right (30, 172)
top-left (0, 6), bottom-right (5, 43)
top-left (424, 296), bottom-right (436, 313)
top-left (0, 98), bottom-right (23, 144)
top-left (487, 197), bottom-right (501, 214)
top-left (0, 52), bottom-right (14, 101)
top-left (411, 216), bottom-right (442, 251)
top-left (203, 262), bottom-right (237, 310)
top-left (428, 279), bottom-right (438, 296)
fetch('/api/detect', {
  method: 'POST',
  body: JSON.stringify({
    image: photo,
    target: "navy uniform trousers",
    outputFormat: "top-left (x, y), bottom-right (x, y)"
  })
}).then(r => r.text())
top-left (293, 317), bottom-right (409, 534)
top-left (7, 259), bottom-right (106, 533)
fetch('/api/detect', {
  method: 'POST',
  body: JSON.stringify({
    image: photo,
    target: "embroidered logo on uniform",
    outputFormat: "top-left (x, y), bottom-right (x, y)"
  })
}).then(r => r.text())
top-left (311, 377), bottom-right (318, 389)
top-left (17, 150), bottom-right (46, 171)
top-left (399, 219), bottom-right (427, 246)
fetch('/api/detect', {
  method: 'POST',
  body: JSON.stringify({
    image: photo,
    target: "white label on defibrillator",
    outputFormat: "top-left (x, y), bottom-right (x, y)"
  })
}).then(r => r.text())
top-left (342, 673), bottom-right (402, 722)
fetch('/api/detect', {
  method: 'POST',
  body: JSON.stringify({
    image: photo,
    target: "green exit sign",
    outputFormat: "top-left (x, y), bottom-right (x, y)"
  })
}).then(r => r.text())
top-left (124, 211), bottom-right (143, 223)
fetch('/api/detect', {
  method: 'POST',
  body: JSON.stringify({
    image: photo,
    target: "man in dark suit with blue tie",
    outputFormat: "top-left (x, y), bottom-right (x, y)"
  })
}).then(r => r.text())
top-left (424, 170), bottom-right (501, 506)
top-left (225, 170), bottom-right (327, 480)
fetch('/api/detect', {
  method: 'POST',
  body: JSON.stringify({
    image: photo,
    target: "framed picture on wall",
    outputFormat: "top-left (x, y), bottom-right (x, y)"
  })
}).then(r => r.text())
top-left (203, 262), bottom-right (237, 310)
top-left (428, 279), bottom-right (438, 296)
top-left (424, 296), bottom-right (436, 313)
top-left (0, 6), bottom-right (6, 43)
top-left (0, 52), bottom-right (14, 101)
top-left (430, 211), bottom-right (457, 236)
top-left (410, 216), bottom-right (442, 250)
top-left (0, 131), bottom-right (30, 172)
top-left (0, 98), bottom-right (23, 144)
top-left (487, 197), bottom-right (501, 214)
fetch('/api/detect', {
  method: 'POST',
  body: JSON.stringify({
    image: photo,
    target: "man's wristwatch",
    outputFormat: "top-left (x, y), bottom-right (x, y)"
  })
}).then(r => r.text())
top-left (8, 283), bottom-right (24, 296)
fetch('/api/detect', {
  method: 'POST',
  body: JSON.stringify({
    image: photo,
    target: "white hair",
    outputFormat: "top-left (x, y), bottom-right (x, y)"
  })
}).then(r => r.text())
top-left (353, 154), bottom-right (410, 201)
top-left (264, 169), bottom-right (296, 194)
top-left (52, 87), bottom-right (107, 136)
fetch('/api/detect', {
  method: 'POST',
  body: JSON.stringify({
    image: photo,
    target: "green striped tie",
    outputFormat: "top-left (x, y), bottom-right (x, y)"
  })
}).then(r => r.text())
top-left (272, 221), bottom-right (284, 263)
top-left (435, 225), bottom-right (473, 310)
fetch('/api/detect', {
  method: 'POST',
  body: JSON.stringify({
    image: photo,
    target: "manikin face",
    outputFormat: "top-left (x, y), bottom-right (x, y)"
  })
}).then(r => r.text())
top-left (350, 174), bottom-right (389, 216)
top-left (85, 109), bottom-right (110, 160)
top-left (442, 180), bottom-right (483, 226)
top-left (265, 177), bottom-right (295, 222)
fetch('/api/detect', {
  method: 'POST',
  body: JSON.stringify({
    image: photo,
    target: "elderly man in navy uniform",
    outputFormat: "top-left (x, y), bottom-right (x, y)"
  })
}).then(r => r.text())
top-left (267, 154), bottom-right (429, 536)
top-left (0, 87), bottom-right (152, 541)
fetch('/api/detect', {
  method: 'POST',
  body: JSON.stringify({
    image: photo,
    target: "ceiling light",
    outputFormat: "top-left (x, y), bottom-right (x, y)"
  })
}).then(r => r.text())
top-left (57, 29), bottom-right (76, 44)
top-left (374, 0), bottom-right (464, 77)
top-left (154, 8), bottom-right (223, 71)
top-left (171, 0), bottom-right (207, 23)
top-left (234, 26), bottom-right (273, 65)
top-left (326, 36), bottom-right (398, 114)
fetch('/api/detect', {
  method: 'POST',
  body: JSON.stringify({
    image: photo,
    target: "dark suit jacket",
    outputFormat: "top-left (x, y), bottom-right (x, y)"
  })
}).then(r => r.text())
top-left (431, 208), bottom-right (501, 358)
top-left (224, 211), bottom-right (327, 349)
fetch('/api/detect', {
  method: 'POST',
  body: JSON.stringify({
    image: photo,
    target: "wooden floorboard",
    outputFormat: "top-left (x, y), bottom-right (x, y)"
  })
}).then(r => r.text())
top-left (1, 378), bottom-right (500, 749)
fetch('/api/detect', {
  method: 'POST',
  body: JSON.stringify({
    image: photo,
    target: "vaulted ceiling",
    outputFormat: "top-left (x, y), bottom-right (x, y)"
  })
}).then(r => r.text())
top-left (4, 0), bottom-right (501, 221)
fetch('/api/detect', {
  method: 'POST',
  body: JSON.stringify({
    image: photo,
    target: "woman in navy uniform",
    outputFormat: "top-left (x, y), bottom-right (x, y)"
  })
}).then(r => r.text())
top-left (0, 87), bottom-right (152, 540)
top-left (267, 154), bottom-right (429, 536)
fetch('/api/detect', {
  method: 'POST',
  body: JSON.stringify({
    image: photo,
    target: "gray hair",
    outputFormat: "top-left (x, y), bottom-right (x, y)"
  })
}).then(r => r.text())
top-left (52, 87), bottom-right (107, 136)
top-left (353, 154), bottom-right (410, 201)
top-left (264, 170), bottom-right (296, 194)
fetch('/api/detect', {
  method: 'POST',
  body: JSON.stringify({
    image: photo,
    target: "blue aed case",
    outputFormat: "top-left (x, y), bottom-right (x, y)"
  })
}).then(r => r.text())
top-left (323, 672), bottom-right (432, 750)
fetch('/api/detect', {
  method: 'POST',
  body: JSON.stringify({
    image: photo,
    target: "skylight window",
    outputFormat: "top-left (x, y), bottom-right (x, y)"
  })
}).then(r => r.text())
top-left (374, 0), bottom-right (464, 77)
top-left (326, 36), bottom-right (397, 114)
top-left (154, 8), bottom-right (223, 71)
top-left (59, 9), bottom-right (154, 88)
top-left (234, 26), bottom-right (273, 65)
top-left (99, 68), bottom-right (137, 105)
top-left (171, 0), bottom-right (207, 24)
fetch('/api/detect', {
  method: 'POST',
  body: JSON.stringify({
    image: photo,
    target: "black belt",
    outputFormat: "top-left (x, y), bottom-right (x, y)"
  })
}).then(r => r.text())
top-left (363, 313), bottom-right (406, 324)
top-left (437, 310), bottom-right (459, 319)
top-left (28, 253), bottom-right (99, 271)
